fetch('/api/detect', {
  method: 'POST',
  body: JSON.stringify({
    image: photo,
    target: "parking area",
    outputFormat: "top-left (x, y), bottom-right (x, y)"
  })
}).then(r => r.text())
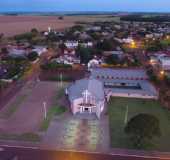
top-left (42, 112), bottom-right (110, 152)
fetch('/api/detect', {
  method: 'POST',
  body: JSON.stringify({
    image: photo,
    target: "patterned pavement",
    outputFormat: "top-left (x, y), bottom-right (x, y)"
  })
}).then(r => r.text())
top-left (42, 112), bottom-right (110, 152)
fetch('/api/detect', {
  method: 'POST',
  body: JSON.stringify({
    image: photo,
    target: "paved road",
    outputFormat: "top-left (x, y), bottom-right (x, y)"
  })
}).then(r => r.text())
top-left (0, 146), bottom-right (170, 160)
top-left (0, 50), bottom-right (50, 109)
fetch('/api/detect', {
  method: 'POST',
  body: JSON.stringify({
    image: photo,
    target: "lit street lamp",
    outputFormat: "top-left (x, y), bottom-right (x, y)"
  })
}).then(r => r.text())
top-left (160, 70), bottom-right (165, 76)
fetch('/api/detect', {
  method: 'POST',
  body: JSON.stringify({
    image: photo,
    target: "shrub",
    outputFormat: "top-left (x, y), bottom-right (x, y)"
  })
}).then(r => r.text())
top-left (41, 62), bottom-right (72, 70)
top-left (27, 51), bottom-right (38, 61)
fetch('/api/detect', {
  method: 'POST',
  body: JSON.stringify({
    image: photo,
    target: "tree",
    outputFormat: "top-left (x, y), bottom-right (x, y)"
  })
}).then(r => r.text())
top-left (1, 47), bottom-right (8, 54)
top-left (76, 46), bottom-right (92, 64)
top-left (0, 33), bottom-right (4, 41)
top-left (105, 54), bottom-right (119, 65)
top-left (27, 51), bottom-right (38, 61)
top-left (96, 39), bottom-right (114, 51)
top-left (70, 25), bottom-right (84, 32)
top-left (90, 32), bottom-right (101, 40)
top-left (59, 43), bottom-right (67, 51)
top-left (125, 113), bottom-right (161, 149)
top-left (31, 28), bottom-right (38, 35)
top-left (164, 75), bottom-right (170, 86)
top-left (145, 40), bottom-right (164, 52)
top-left (58, 16), bottom-right (64, 20)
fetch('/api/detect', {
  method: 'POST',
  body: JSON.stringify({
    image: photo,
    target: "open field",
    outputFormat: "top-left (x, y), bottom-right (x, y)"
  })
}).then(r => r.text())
top-left (0, 15), bottom-right (117, 37)
top-left (108, 97), bottom-right (170, 152)
top-left (0, 81), bottom-right (61, 134)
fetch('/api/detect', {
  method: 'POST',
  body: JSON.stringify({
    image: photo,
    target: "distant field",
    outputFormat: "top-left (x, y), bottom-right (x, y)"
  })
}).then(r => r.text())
top-left (108, 97), bottom-right (170, 151)
top-left (0, 15), bottom-right (117, 37)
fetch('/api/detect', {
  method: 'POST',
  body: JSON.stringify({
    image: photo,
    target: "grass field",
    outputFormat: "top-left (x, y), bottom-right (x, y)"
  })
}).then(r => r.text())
top-left (0, 132), bottom-right (41, 142)
top-left (108, 97), bottom-right (170, 151)
top-left (40, 87), bottom-right (67, 131)
top-left (0, 94), bottom-right (27, 119)
top-left (0, 15), bottom-right (119, 37)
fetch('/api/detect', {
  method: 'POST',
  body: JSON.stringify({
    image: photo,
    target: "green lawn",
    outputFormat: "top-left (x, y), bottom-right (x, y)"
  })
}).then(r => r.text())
top-left (0, 132), bottom-right (41, 142)
top-left (108, 97), bottom-right (170, 151)
top-left (40, 105), bottom-right (67, 131)
top-left (40, 86), bottom-right (68, 131)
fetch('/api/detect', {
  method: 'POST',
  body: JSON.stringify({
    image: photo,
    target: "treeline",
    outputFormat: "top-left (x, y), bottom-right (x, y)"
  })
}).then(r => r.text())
top-left (120, 15), bottom-right (170, 22)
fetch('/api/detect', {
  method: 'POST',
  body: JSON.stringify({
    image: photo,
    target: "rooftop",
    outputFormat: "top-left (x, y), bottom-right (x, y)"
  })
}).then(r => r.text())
top-left (68, 78), bottom-right (105, 102)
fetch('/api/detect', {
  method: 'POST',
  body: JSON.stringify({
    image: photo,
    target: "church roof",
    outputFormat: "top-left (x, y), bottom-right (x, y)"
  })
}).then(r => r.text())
top-left (68, 78), bottom-right (105, 102)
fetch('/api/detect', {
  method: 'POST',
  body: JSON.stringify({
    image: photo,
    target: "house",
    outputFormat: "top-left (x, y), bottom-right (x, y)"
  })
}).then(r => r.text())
top-left (88, 58), bottom-right (100, 71)
top-left (51, 55), bottom-right (80, 65)
top-left (79, 32), bottom-right (91, 40)
top-left (8, 49), bottom-right (26, 58)
top-left (63, 48), bottom-right (76, 55)
top-left (79, 41), bottom-right (93, 48)
top-left (149, 55), bottom-right (159, 65)
top-left (85, 26), bottom-right (101, 32)
top-left (32, 46), bottom-right (47, 56)
top-left (158, 56), bottom-right (170, 71)
top-left (67, 78), bottom-right (105, 119)
top-left (103, 51), bottom-right (124, 57)
top-left (64, 41), bottom-right (79, 49)
top-left (0, 66), bottom-right (7, 79)
top-left (122, 37), bottom-right (134, 44)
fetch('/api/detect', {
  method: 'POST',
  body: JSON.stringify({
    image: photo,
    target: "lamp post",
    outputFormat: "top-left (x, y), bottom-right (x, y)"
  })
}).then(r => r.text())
top-left (43, 102), bottom-right (47, 119)
top-left (60, 73), bottom-right (63, 87)
top-left (124, 105), bottom-right (129, 125)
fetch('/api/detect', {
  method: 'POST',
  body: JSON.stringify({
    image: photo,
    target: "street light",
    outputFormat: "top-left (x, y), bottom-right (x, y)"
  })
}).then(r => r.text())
top-left (130, 40), bottom-right (136, 48)
top-left (43, 102), bottom-right (47, 119)
top-left (160, 70), bottom-right (165, 76)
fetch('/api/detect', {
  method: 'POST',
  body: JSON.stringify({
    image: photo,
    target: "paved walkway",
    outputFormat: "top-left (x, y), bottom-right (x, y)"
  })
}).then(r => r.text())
top-left (42, 111), bottom-right (110, 152)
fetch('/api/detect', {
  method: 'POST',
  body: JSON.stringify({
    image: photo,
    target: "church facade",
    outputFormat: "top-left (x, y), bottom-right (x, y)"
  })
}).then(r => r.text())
top-left (67, 78), bottom-right (105, 119)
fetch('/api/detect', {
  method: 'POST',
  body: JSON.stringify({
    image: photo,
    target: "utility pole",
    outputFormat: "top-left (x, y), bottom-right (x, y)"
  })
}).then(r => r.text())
top-left (60, 73), bottom-right (63, 87)
top-left (124, 105), bottom-right (129, 125)
top-left (43, 102), bottom-right (47, 119)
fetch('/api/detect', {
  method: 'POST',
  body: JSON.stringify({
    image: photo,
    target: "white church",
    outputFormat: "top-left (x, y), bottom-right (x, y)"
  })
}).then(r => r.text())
top-left (67, 78), bottom-right (105, 119)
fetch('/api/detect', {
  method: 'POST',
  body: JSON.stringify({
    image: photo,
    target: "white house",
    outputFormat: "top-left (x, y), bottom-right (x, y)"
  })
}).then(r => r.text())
top-left (80, 42), bottom-right (93, 48)
top-left (64, 41), bottom-right (79, 49)
top-left (32, 46), bottom-right (47, 56)
top-left (67, 78), bottom-right (105, 119)
top-left (122, 37), bottom-right (134, 44)
top-left (158, 56), bottom-right (170, 71)
top-left (9, 49), bottom-right (26, 58)
top-left (88, 59), bottom-right (100, 71)
top-left (51, 55), bottom-right (80, 65)
top-left (85, 26), bottom-right (101, 32)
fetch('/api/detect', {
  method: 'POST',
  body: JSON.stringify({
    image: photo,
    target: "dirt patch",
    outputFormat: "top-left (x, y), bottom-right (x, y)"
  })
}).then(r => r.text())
top-left (0, 81), bottom-right (60, 134)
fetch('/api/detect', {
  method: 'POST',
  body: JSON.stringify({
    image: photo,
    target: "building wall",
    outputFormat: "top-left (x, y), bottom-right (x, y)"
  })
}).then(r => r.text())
top-left (71, 97), bottom-right (104, 118)
top-left (106, 92), bottom-right (158, 101)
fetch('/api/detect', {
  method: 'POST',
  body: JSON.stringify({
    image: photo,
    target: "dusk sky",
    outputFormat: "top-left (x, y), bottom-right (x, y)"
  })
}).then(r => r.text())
top-left (0, 0), bottom-right (170, 12)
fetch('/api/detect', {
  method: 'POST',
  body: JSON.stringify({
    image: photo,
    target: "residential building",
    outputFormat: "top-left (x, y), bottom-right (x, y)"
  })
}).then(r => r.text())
top-left (158, 56), bottom-right (170, 71)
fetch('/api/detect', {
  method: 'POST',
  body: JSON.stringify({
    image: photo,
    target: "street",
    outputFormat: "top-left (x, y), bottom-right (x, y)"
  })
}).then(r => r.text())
top-left (0, 146), bottom-right (170, 160)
